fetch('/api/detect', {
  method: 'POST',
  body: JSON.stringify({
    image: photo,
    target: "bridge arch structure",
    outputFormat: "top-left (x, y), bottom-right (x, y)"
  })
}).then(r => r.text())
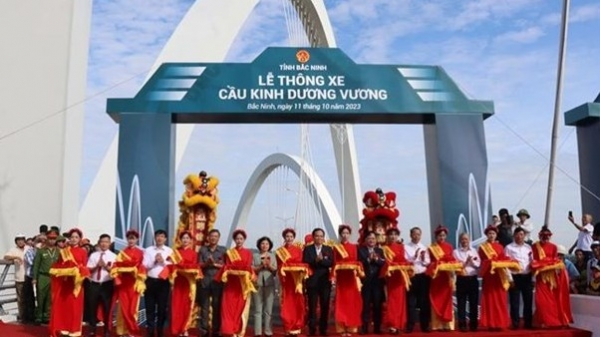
top-left (226, 153), bottom-right (342, 246)
top-left (105, 0), bottom-right (496, 248)
top-left (81, 0), bottom-right (362, 244)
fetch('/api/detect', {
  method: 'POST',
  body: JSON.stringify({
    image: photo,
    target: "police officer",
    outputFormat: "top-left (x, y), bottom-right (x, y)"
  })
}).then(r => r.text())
top-left (32, 229), bottom-right (60, 325)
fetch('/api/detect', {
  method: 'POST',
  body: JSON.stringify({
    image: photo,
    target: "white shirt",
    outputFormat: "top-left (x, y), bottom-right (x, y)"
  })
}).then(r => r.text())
top-left (576, 223), bottom-right (594, 251)
top-left (314, 245), bottom-right (322, 255)
top-left (143, 245), bottom-right (173, 279)
top-left (512, 219), bottom-right (534, 242)
top-left (504, 242), bottom-right (532, 274)
top-left (4, 246), bottom-right (29, 282)
top-left (404, 241), bottom-right (430, 274)
top-left (452, 246), bottom-right (480, 276)
top-left (87, 249), bottom-right (117, 283)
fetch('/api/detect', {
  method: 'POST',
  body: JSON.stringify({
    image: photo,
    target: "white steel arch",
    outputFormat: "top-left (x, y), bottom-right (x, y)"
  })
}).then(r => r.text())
top-left (226, 153), bottom-right (342, 246)
top-left (79, 0), bottom-right (260, 234)
top-left (80, 0), bottom-right (362, 237)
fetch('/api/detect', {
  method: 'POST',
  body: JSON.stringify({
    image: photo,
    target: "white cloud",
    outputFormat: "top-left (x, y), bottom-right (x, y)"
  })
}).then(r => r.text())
top-left (570, 3), bottom-right (600, 23)
top-left (495, 26), bottom-right (545, 44)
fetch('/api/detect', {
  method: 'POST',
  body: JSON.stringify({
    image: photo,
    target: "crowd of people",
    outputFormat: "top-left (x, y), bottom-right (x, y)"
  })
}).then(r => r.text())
top-left (2, 208), bottom-right (600, 337)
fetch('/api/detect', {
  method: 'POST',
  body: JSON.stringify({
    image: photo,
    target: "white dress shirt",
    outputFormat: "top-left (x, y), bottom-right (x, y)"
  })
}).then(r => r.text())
top-left (143, 245), bottom-right (173, 279)
top-left (404, 241), bottom-right (430, 274)
top-left (512, 219), bottom-right (534, 242)
top-left (87, 249), bottom-right (117, 283)
top-left (504, 242), bottom-right (532, 274)
top-left (576, 223), bottom-right (594, 251)
top-left (452, 246), bottom-right (480, 276)
top-left (4, 246), bottom-right (29, 282)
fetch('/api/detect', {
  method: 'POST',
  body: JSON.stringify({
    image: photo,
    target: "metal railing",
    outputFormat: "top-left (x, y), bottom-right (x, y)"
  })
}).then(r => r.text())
top-left (0, 259), bottom-right (17, 315)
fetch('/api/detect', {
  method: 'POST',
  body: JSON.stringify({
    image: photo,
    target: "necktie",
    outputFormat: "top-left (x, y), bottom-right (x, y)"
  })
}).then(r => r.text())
top-left (97, 252), bottom-right (105, 281)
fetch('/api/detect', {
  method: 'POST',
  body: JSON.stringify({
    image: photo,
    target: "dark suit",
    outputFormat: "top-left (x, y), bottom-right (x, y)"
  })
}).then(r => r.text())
top-left (358, 245), bottom-right (385, 334)
top-left (303, 244), bottom-right (333, 335)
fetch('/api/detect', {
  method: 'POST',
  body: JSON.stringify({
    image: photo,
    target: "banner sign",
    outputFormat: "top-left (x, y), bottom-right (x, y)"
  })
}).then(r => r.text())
top-left (107, 47), bottom-right (493, 123)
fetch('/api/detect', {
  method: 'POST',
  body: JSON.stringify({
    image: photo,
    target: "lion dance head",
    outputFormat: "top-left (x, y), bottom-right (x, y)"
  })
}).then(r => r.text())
top-left (175, 171), bottom-right (219, 252)
top-left (358, 188), bottom-right (400, 245)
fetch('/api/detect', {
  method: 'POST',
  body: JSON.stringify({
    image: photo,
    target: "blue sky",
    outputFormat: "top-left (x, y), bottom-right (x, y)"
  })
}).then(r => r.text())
top-left (82, 0), bottom-right (600, 247)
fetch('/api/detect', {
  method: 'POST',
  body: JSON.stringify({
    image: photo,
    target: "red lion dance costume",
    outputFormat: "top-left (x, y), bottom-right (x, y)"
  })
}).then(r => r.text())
top-left (176, 170), bottom-right (219, 251)
top-left (358, 188), bottom-right (400, 245)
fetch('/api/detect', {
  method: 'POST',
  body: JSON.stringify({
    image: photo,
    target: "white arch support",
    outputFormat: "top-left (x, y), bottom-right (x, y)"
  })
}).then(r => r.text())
top-left (226, 153), bottom-right (342, 246)
top-left (79, 0), bottom-right (260, 234)
top-left (289, 0), bottom-right (362, 227)
top-left (81, 0), bottom-right (363, 238)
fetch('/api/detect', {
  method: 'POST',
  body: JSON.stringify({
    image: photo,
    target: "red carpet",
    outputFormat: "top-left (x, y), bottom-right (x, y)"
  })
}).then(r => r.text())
top-left (0, 322), bottom-right (592, 337)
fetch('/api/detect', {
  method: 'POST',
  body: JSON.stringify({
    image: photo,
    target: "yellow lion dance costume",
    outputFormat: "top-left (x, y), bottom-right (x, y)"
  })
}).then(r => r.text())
top-left (175, 171), bottom-right (219, 252)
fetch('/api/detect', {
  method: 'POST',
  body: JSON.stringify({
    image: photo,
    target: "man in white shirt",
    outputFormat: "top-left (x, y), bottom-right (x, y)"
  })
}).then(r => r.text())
top-left (86, 234), bottom-right (117, 337)
top-left (513, 209), bottom-right (534, 245)
top-left (504, 227), bottom-right (533, 330)
top-left (143, 229), bottom-right (173, 337)
top-left (452, 233), bottom-right (481, 332)
top-left (568, 213), bottom-right (594, 260)
top-left (3, 233), bottom-right (29, 322)
top-left (404, 227), bottom-right (431, 333)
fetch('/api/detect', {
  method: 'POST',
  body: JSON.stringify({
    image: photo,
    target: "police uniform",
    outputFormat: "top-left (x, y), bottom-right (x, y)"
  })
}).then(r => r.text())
top-left (32, 231), bottom-right (60, 324)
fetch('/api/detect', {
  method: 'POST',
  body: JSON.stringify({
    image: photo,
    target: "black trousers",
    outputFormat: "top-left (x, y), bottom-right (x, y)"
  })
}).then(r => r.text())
top-left (307, 282), bottom-right (331, 334)
top-left (509, 273), bottom-right (533, 328)
top-left (145, 278), bottom-right (170, 332)
top-left (23, 276), bottom-right (36, 323)
top-left (406, 273), bottom-right (431, 330)
top-left (456, 275), bottom-right (479, 329)
top-left (87, 281), bottom-right (114, 332)
top-left (198, 280), bottom-right (224, 334)
top-left (361, 280), bottom-right (384, 332)
top-left (83, 279), bottom-right (92, 324)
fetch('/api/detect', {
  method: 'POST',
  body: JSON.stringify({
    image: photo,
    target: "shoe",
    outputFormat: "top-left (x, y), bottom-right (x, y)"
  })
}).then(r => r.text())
top-left (388, 328), bottom-right (399, 335)
top-left (421, 327), bottom-right (431, 333)
top-left (459, 327), bottom-right (468, 332)
top-left (404, 325), bottom-right (413, 334)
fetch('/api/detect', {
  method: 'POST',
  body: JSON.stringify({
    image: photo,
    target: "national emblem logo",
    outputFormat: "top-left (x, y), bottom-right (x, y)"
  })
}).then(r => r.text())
top-left (296, 49), bottom-right (310, 63)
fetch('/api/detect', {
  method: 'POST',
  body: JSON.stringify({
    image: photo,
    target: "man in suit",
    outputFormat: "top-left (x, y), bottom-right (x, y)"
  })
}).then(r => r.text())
top-left (303, 228), bottom-right (334, 336)
top-left (358, 231), bottom-right (385, 335)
